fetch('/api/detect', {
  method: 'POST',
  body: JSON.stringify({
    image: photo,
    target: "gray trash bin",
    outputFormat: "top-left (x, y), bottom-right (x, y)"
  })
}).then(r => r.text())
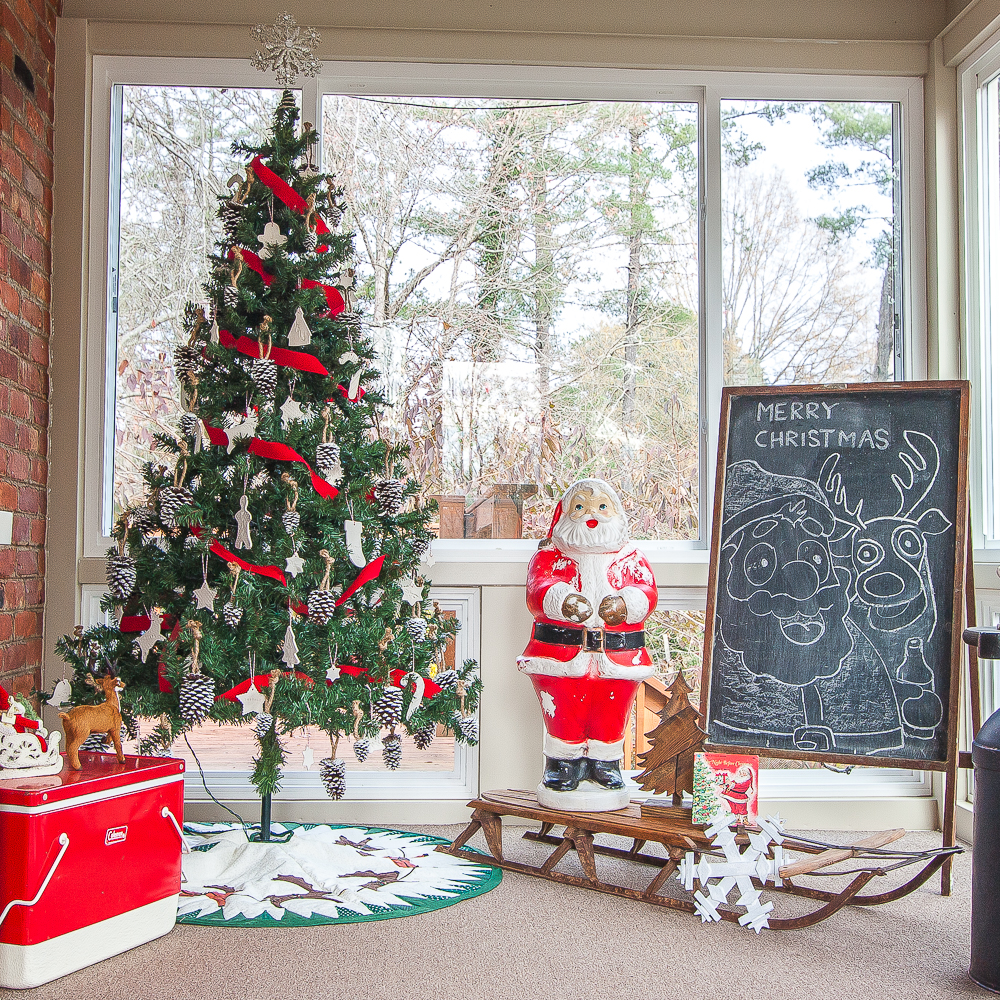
top-left (971, 676), bottom-right (1000, 990)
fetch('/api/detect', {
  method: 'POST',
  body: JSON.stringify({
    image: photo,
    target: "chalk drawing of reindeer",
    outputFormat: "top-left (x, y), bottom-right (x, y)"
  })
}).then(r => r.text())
top-left (821, 431), bottom-right (950, 741)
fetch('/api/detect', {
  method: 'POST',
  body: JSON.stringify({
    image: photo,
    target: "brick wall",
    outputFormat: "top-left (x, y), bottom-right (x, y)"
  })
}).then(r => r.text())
top-left (0, 0), bottom-right (60, 706)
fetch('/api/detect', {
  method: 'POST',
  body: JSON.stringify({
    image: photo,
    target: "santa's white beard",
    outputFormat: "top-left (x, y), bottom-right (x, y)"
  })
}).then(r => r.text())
top-left (553, 514), bottom-right (629, 555)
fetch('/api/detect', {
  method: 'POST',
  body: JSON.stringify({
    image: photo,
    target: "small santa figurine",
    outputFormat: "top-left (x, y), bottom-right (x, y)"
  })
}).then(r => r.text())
top-left (721, 763), bottom-right (755, 826)
top-left (518, 478), bottom-right (657, 811)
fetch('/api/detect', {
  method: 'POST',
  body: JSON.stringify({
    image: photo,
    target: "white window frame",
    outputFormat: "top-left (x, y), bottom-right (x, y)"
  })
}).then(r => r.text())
top-left (961, 29), bottom-right (1000, 551)
top-left (80, 56), bottom-right (928, 807)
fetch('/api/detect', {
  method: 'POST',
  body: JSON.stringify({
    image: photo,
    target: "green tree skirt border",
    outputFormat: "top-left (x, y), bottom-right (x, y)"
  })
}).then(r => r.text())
top-left (176, 822), bottom-right (501, 928)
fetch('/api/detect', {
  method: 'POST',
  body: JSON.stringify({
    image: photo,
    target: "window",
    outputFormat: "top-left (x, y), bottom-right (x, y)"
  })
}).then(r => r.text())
top-left (90, 64), bottom-right (922, 560)
top-left (77, 59), bottom-right (927, 811)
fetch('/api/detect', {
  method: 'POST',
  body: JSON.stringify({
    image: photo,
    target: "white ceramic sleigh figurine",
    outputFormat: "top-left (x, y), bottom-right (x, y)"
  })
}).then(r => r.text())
top-left (0, 683), bottom-right (63, 779)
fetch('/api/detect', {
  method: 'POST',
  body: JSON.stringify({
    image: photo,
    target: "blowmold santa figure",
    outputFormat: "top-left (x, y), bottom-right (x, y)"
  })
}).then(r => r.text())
top-left (518, 478), bottom-right (657, 811)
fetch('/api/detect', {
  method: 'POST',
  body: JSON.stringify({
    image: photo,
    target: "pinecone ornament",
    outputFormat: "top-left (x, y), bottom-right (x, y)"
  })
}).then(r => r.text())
top-left (315, 442), bottom-right (340, 474)
top-left (374, 685), bottom-right (403, 728)
top-left (434, 669), bottom-right (458, 690)
top-left (341, 311), bottom-right (362, 333)
top-left (453, 712), bottom-right (478, 744)
top-left (309, 550), bottom-right (338, 623)
top-left (79, 732), bottom-right (111, 753)
top-left (382, 733), bottom-right (402, 770)
top-left (253, 711), bottom-right (274, 740)
top-left (282, 510), bottom-right (300, 534)
top-left (106, 551), bottom-right (136, 600)
top-left (405, 616), bottom-right (428, 642)
top-left (373, 479), bottom-right (405, 517)
top-left (173, 343), bottom-right (201, 383)
top-left (179, 673), bottom-right (214, 723)
top-left (221, 201), bottom-right (241, 239)
top-left (319, 757), bottom-right (347, 800)
top-left (251, 356), bottom-right (277, 404)
top-left (412, 721), bottom-right (435, 751)
top-left (128, 505), bottom-right (156, 536)
top-left (180, 412), bottom-right (200, 438)
top-left (223, 602), bottom-right (243, 627)
top-left (353, 738), bottom-right (371, 763)
top-left (308, 588), bottom-right (337, 623)
top-left (158, 485), bottom-right (193, 528)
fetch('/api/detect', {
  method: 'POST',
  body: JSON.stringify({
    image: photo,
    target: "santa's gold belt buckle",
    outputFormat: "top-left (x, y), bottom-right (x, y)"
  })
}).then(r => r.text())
top-left (585, 629), bottom-right (605, 651)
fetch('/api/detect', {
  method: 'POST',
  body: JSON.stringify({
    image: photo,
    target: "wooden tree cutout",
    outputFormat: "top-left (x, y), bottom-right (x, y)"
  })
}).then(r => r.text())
top-left (634, 671), bottom-right (707, 801)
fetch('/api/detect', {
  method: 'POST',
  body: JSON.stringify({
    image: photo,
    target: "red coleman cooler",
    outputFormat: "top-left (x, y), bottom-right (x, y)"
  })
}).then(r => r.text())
top-left (0, 753), bottom-right (185, 989)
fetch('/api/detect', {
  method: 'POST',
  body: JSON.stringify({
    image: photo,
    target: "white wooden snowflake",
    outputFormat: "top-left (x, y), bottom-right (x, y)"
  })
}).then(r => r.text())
top-left (676, 811), bottom-right (787, 933)
top-left (250, 12), bottom-right (321, 88)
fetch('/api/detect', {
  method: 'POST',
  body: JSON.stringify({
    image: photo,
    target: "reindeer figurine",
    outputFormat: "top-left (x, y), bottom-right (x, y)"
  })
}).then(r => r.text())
top-left (59, 668), bottom-right (126, 770)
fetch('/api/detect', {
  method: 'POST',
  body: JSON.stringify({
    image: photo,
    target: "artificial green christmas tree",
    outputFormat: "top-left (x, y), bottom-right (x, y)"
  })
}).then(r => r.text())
top-left (55, 93), bottom-right (480, 838)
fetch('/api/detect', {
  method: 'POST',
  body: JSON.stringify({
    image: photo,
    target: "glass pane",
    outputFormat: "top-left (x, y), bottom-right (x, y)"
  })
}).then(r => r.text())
top-left (983, 77), bottom-right (1000, 540)
top-left (323, 97), bottom-right (701, 540)
top-left (111, 86), bottom-right (283, 521)
top-left (721, 101), bottom-right (900, 386)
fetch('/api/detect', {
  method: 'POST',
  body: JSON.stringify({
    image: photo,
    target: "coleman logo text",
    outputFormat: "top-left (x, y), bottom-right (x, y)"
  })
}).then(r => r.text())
top-left (105, 826), bottom-right (128, 845)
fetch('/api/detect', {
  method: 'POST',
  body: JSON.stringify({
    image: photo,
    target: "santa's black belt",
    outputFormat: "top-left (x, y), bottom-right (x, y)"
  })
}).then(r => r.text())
top-left (532, 622), bottom-right (645, 652)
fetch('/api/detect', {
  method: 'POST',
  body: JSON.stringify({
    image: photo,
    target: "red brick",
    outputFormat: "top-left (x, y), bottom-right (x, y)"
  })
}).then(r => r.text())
top-left (29, 271), bottom-right (48, 304)
top-left (0, 417), bottom-right (16, 446)
top-left (29, 333), bottom-right (47, 367)
top-left (0, 73), bottom-right (25, 119)
top-left (0, 548), bottom-right (13, 578)
top-left (10, 513), bottom-right (30, 545)
top-left (17, 485), bottom-right (41, 513)
top-left (21, 234), bottom-right (42, 271)
top-left (30, 397), bottom-right (46, 426)
top-left (15, 548), bottom-right (37, 577)
top-left (24, 578), bottom-right (43, 606)
top-left (8, 390), bottom-right (28, 420)
top-left (28, 516), bottom-right (44, 546)
top-left (8, 452), bottom-right (29, 480)
top-left (14, 611), bottom-right (36, 639)
top-left (3, 643), bottom-right (27, 674)
top-left (16, 423), bottom-right (36, 452)
top-left (0, 615), bottom-right (13, 643)
top-left (0, 212), bottom-right (21, 254)
top-left (4, 580), bottom-right (24, 610)
top-left (0, 483), bottom-right (16, 509)
top-left (25, 640), bottom-right (41, 667)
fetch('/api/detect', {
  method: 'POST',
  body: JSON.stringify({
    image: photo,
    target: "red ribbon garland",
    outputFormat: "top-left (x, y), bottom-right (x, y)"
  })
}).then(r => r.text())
top-left (300, 277), bottom-right (346, 318)
top-left (247, 438), bottom-right (339, 501)
top-left (226, 248), bottom-right (345, 318)
top-left (209, 538), bottom-right (289, 586)
top-left (334, 665), bottom-right (443, 698)
top-left (251, 155), bottom-right (332, 236)
top-left (218, 328), bottom-right (331, 376)
top-left (336, 555), bottom-right (385, 606)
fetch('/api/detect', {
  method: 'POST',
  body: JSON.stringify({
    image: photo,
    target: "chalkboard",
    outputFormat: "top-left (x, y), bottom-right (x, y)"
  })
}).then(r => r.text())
top-left (700, 382), bottom-right (970, 770)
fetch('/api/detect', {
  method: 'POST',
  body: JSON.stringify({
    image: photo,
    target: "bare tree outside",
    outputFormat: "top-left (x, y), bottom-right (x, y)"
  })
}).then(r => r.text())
top-left (113, 86), bottom-right (281, 518)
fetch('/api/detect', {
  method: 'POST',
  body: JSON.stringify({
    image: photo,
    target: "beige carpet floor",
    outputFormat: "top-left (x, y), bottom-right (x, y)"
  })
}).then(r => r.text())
top-left (2, 823), bottom-right (990, 1000)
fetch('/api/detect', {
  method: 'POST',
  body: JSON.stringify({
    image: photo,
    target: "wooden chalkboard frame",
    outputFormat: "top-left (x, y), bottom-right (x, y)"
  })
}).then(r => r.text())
top-left (699, 381), bottom-right (970, 772)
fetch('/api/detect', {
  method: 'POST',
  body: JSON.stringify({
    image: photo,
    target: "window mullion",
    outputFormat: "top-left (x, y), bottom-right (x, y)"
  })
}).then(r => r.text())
top-left (702, 86), bottom-right (723, 542)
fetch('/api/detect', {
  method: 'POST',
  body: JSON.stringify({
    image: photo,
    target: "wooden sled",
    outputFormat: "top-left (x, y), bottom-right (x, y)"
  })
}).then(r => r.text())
top-left (439, 790), bottom-right (953, 930)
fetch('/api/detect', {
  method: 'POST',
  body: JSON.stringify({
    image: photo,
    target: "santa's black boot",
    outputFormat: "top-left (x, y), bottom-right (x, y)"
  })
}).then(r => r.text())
top-left (587, 759), bottom-right (625, 789)
top-left (542, 756), bottom-right (586, 791)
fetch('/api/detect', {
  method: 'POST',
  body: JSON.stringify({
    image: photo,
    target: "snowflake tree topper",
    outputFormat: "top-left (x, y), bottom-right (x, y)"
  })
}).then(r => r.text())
top-left (250, 12), bottom-right (321, 88)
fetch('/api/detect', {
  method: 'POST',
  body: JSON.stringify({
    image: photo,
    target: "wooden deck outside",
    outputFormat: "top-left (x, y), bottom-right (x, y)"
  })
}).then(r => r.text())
top-left (169, 721), bottom-right (457, 773)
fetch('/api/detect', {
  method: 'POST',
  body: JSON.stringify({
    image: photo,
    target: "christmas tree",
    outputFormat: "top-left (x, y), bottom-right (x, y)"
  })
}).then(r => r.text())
top-left (54, 92), bottom-right (480, 834)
